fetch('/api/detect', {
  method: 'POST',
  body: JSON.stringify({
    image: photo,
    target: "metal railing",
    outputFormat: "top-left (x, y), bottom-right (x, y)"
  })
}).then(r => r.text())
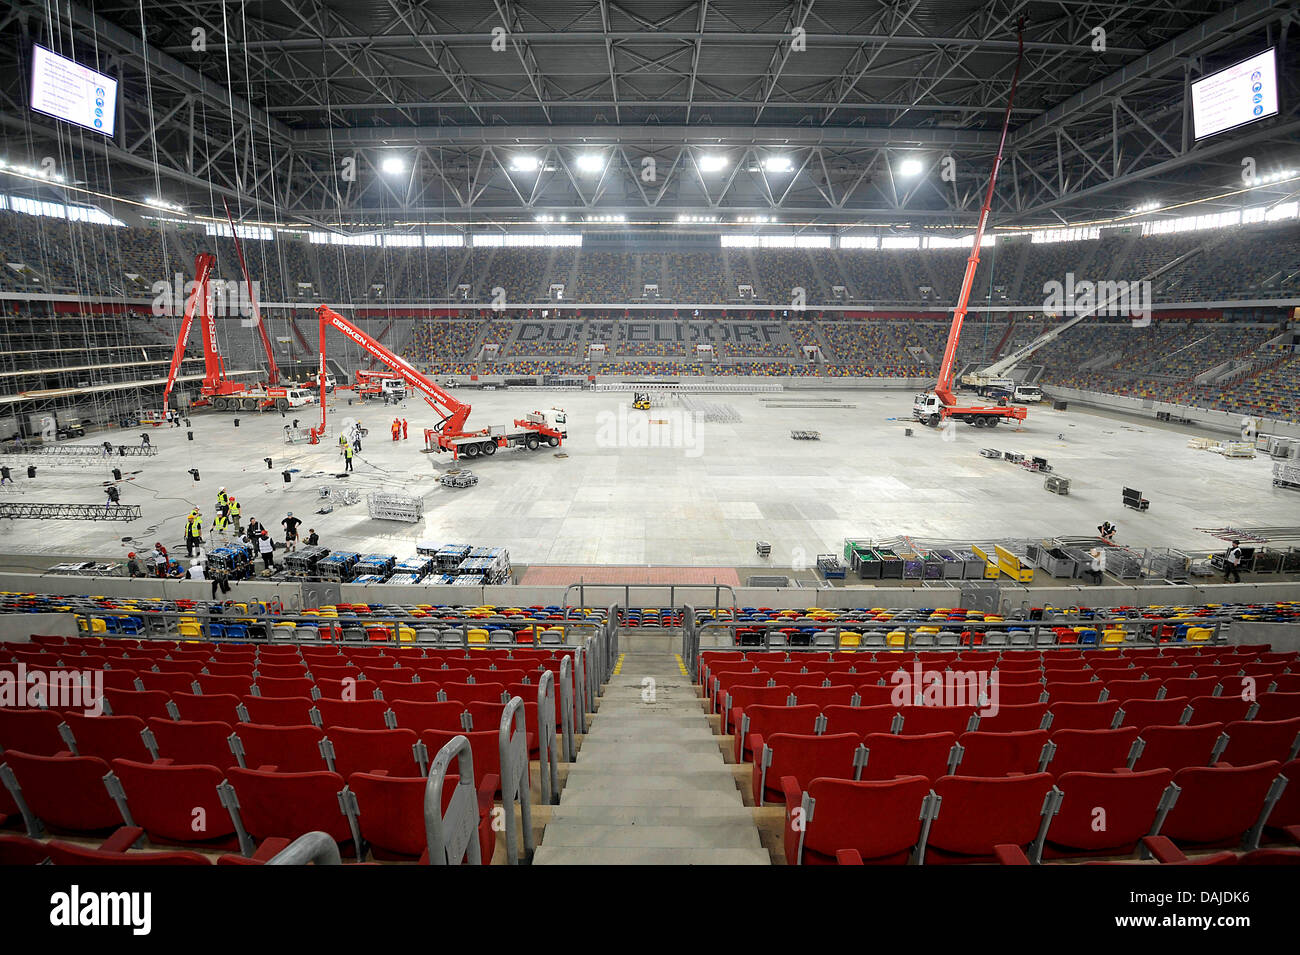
top-left (0, 503), bottom-right (143, 521)
top-left (266, 831), bottom-right (343, 866)
top-left (683, 614), bottom-right (1235, 677)
top-left (497, 695), bottom-right (535, 865)
top-left (424, 734), bottom-right (483, 865)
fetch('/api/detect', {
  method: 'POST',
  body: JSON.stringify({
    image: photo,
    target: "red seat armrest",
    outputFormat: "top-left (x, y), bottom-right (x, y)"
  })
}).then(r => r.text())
top-left (1141, 835), bottom-right (1189, 864)
top-left (779, 775), bottom-right (802, 812)
top-left (994, 844), bottom-right (1031, 865)
top-left (98, 827), bottom-right (144, 853)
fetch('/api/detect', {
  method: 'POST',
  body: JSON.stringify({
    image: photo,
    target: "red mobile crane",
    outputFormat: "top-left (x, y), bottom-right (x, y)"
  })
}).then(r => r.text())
top-left (310, 304), bottom-right (566, 459)
top-left (912, 22), bottom-right (1029, 432)
top-left (159, 253), bottom-right (316, 414)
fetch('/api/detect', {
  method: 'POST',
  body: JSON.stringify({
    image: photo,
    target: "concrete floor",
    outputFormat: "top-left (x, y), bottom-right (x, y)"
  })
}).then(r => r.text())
top-left (1, 388), bottom-right (1295, 569)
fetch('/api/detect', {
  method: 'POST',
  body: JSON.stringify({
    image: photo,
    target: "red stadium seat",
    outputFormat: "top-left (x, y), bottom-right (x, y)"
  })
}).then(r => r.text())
top-left (322, 727), bottom-right (421, 777)
top-left (313, 678), bottom-right (379, 701)
top-left (378, 680), bottom-right (440, 702)
top-left (1219, 718), bottom-right (1300, 766)
top-left (230, 722), bottom-right (326, 773)
top-left (733, 703), bottom-right (819, 763)
top-left (952, 730), bottom-right (1049, 776)
top-left (752, 732), bottom-right (862, 806)
top-left (1116, 696), bottom-right (1192, 730)
top-left (1131, 722), bottom-right (1227, 772)
top-left (1043, 768), bottom-right (1176, 859)
top-left (386, 700), bottom-right (466, 733)
top-left (440, 682), bottom-right (508, 706)
top-left (1186, 695), bottom-right (1255, 724)
top-left (858, 732), bottom-right (957, 782)
top-left (1265, 758), bottom-right (1300, 842)
top-left (1045, 727), bottom-right (1140, 774)
top-left (102, 688), bottom-right (171, 721)
top-left (421, 728), bottom-right (505, 794)
top-left (925, 772), bottom-right (1056, 864)
top-left (144, 718), bottom-right (234, 769)
top-left (1255, 692), bottom-right (1300, 722)
top-left (972, 702), bottom-right (1050, 733)
top-left (1043, 682), bottom-right (1104, 704)
top-left (105, 758), bottom-right (236, 849)
top-left (0, 751), bottom-right (120, 834)
top-left (313, 698), bottom-right (391, 730)
top-left (347, 771), bottom-right (497, 863)
top-left (819, 704), bottom-right (899, 737)
top-left (897, 705), bottom-right (975, 736)
top-left (169, 692), bottom-right (241, 723)
top-left (1161, 677), bottom-right (1222, 699)
top-left (1048, 700), bottom-right (1121, 731)
top-left (239, 695), bottom-right (316, 726)
top-left (0, 708), bottom-right (65, 756)
top-left (782, 775), bottom-right (932, 865)
top-left (1104, 679), bottom-right (1164, 702)
top-left (134, 671), bottom-right (199, 695)
top-left (58, 713), bottom-right (151, 762)
top-left (218, 768), bottom-right (352, 858)
top-left (788, 684), bottom-right (856, 708)
top-left (251, 676), bottom-right (316, 698)
top-left (1158, 761), bottom-right (1287, 851)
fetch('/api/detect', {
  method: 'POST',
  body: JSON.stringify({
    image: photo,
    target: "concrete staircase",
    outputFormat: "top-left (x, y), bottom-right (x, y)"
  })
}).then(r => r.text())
top-left (534, 633), bottom-right (768, 865)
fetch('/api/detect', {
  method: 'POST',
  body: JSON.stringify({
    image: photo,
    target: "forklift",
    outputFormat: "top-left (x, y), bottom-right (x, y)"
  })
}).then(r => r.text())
top-left (632, 392), bottom-right (652, 411)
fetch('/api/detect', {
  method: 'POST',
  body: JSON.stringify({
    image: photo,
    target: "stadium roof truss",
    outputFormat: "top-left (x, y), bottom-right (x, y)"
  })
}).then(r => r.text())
top-left (0, 0), bottom-right (1296, 230)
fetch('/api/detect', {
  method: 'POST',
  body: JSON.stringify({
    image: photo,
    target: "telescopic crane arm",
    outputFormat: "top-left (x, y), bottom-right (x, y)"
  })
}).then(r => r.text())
top-left (934, 21), bottom-right (1024, 406)
top-left (160, 253), bottom-right (215, 412)
top-left (310, 305), bottom-right (477, 440)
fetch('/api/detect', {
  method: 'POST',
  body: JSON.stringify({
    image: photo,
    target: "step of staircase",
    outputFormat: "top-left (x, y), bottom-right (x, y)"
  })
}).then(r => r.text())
top-left (534, 643), bottom-right (768, 865)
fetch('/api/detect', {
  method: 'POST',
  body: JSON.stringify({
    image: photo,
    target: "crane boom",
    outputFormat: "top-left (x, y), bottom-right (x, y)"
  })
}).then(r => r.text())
top-left (223, 199), bottom-right (279, 385)
top-left (161, 253), bottom-right (215, 412)
top-left (934, 22), bottom-right (1024, 406)
top-left (311, 305), bottom-right (477, 441)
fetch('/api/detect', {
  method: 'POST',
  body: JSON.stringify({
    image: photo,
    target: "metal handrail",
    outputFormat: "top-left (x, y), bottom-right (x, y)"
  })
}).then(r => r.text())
top-left (537, 670), bottom-right (561, 802)
top-left (424, 734), bottom-right (482, 866)
top-left (266, 831), bottom-right (343, 866)
top-left (498, 695), bottom-right (535, 865)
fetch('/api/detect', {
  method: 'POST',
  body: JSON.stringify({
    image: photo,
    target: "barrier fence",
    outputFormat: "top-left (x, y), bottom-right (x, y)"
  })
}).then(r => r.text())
top-left (681, 612), bottom-right (1233, 681)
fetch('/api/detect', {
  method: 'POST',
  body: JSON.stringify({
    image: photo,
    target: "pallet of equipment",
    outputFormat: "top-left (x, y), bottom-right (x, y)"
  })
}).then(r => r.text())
top-left (317, 551), bottom-right (359, 581)
top-left (393, 555), bottom-right (433, 579)
top-left (440, 470), bottom-right (478, 489)
top-left (790, 430), bottom-right (821, 440)
top-left (354, 554), bottom-right (397, 578)
top-left (1273, 462), bottom-right (1300, 491)
top-left (816, 554), bottom-right (846, 579)
top-left (283, 545), bottom-right (329, 576)
top-left (968, 544), bottom-right (1003, 579)
top-left (979, 448), bottom-right (1001, 459)
top-left (385, 573), bottom-right (422, 585)
top-left (435, 545), bottom-right (471, 571)
top-left (1044, 474), bottom-right (1070, 495)
top-left (993, 544), bottom-right (1035, 582)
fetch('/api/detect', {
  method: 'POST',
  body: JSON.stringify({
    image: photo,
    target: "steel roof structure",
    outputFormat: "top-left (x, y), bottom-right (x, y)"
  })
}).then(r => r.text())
top-left (0, 0), bottom-right (1296, 230)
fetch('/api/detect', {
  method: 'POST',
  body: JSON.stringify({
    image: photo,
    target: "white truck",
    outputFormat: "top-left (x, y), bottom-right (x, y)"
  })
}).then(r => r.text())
top-left (1012, 385), bottom-right (1043, 403)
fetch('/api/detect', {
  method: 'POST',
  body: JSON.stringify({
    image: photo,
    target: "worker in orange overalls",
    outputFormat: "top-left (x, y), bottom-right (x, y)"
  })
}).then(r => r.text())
top-left (391, 418), bottom-right (401, 442)
top-left (401, 418), bottom-right (408, 440)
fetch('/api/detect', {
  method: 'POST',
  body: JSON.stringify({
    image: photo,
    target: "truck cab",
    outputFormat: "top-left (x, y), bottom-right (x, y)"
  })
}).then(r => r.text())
top-left (285, 389), bottom-right (316, 407)
top-left (913, 392), bottom-right (944, 426)
top-left (1013, 385), bottom-right (1042, 403)
top-left (381, 379), bottom-right (406, 400)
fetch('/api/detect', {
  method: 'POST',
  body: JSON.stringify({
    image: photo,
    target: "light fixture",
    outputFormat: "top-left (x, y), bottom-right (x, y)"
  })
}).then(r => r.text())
top-left (897, 158), bottom-right (924, 177)
top-left (145, 196), bottom-right (183, 212)
top-left (510, 155), bottom-right (540, 172)
top-left (380, 156), bottom-right (406, 175)
top-left (699, 154), bottom-right (728, 173)
top-left (576, 153), bottom-right (604, 173)
top-left (1128, 201), bottom-right (1161, 214)
top-left (763, 156), bottom-right (792, 173)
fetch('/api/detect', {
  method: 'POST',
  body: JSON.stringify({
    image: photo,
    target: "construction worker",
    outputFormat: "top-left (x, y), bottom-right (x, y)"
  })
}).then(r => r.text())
top-left (246, 516), bottom-right (263, 542)
top-left (140, 432), bottom-right (151, 448)
top-left (211, 507), bottom-right (228, 538)
top-left (125, 552), bottom-right (144, 578)
top-left (401, 418), bottom-right (408, 440)
top-left (216, 487), bottom-right (230, 518)
top-left (354, 422), bottom-right (363, 451)
top-left (339, 432), bottom-right (349, 456)
top-left (391, 418), bottom-right (401, 442)
top-left (185, 509), bottom-right (203, 557)
top-left (152, 542), bottom-right (169, 578)
top-left (281, 512), bottom-right (301, 552)
top-left (344, 442), bottom-right (355, 472)
top-left (228, 497), bottom-right (242, 535)
top-left (306, 529), bottom-right (319, 546)
top-left (104, 484), bottom-right (120, 509)
top-left (0, 465), bottom-right (11, 485)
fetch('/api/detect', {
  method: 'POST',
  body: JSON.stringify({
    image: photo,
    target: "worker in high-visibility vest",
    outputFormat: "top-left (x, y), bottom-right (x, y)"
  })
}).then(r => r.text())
top-left (211, 508), bottom-right (227, 538)
top-left (401, 418), bottom-right (408, 440)
top-left (391, 418), bottom-right (401, 442)
top-left (343, 443), bottom-right (354, 472)
top-left (228, 497), bottom-right (242, 535)
top-left (216, 487), bottom-right (230, 518)
top-left (185, 508), bottom-right (203, 557)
